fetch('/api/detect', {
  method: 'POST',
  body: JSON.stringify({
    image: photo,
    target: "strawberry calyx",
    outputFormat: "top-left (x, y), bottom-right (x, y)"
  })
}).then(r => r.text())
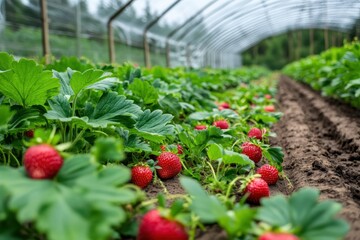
top-left (240, 174), bottom-right (262, 193)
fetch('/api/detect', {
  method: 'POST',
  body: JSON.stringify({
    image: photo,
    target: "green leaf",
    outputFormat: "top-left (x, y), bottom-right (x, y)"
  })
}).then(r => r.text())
top-left (159, 95), bottom-right (182, 117)
top-left (70, 69), bottom-right (118, 96)
top-left (117, 128), bottom-right (151, 152)
top-left (223, 150), bottom-right (255, 167)
top-left (180, 176), bottom-right (226, 223)
top-left (207, 143), bottom-right (223, 160)
top-left (0, 106), bottom-right (14, 133)
top-left (45, 95), bottom-right (73, 121)
top-left (128, 78), bottom-right (158, 105)
top-left (86, 92), bottom-right (142, 128)
top-left (257, 188), bottom-right (349, 240)
top-left (188, 111), bottom-right (211, 121)
top-left (218, 206), bottom-right (256, 237)
top-left (0, 52), bottom-right (14, 70)
top-left (133, 109), bottom-right (174, 143)
top-left (36, 194), bottom-right (90, 240)
top-left (0, 59), bottom-right (60, 106)
top-left (263, 147), bottom-right (284, 170)
top-left (53, 69), bottom-right (74, 96)
top-left (91, 137), bottom-right (124, 163)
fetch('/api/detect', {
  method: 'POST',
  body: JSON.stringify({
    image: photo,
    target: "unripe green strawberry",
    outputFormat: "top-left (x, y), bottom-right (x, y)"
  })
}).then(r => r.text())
top-left (137, 209), bottom-right (188, 240)
top-left (213, 120), bottom-right (229, 129)
top-left (156, 152), bottom-right (182, 179)
top-left (259, 232), bottom-right (299, 240)
top-left (248, 127), bottom-right (263, 140)
top-left (244, 178), bottom-right (270, 204)
top-left (131, 165), bottom-right (153, 189)
top-left (241, 142), bottom-right (262, 163)
top-left (256, 164), bottom-right (279, 185)
top-left (24, 144), bottom-right (63, 179)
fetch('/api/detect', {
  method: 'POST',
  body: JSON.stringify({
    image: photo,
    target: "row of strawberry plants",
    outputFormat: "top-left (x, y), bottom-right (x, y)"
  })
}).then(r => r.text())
top-left (0, 53), bottom-right (348, 240)
top-left (283, 41), bottom-right (360, 108)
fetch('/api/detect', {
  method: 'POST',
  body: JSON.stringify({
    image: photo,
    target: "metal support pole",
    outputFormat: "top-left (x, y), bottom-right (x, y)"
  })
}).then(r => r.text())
top-left (143, 0), bottom-right (181, 68)
top-left (107, 0), bottom-right (134, 64)
top-left (40, 0), bottom-right (51, 64)
top-left (288, 31), bottom-right (292, 62)
top-left (165, 0), bottom-right (217, 67)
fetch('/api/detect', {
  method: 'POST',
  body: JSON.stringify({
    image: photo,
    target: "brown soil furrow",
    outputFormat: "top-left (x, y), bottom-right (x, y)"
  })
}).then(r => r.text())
top-left (272, 76), bottom-right (360, 240)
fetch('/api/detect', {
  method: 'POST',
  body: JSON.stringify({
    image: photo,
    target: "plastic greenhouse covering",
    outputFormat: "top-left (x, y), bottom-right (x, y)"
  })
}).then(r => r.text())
top-left (0, 0), bottom-right (360, 68)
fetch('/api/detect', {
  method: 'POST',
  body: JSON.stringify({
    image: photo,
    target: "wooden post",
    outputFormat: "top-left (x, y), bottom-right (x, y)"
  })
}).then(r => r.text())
top-left (144, 0), bottom-right (181, 68)
top-left (75, 0), bottom-right (81, 57)
top-left (309, 29), bottom-right (314, 55)
top-left (296, 30), bottom-right (302, 60)
top-left (324, 28), bottom-right (329, 50)
top-left (107, 0), bottom-right (134, 64)
top-left (288, 31), bottom-right (293, 62)
top-left (40, 0), bottom-right (51, 64)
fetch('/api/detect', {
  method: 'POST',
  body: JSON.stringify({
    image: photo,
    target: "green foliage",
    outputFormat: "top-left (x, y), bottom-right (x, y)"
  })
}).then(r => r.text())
top-left (0, 58), bottom-right (60, 107)
top-left (257, 188), bottom-right (349, 240)
top-left (283, 41), bottom-right (360, 108)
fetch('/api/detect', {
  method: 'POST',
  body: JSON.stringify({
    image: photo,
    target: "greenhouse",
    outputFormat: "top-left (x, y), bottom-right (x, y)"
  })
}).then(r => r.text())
top-left (0, 0), bottom-right (359, 239)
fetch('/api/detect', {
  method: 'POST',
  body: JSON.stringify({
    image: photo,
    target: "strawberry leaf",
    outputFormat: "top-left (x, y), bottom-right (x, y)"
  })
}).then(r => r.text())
top-left (263, 146), bottom-right (284, 170)
top-left (86, 92), bottom-right (142, 128)
top-left (133, 109), bottom-right (174, 143)
top-left (257, 188), bottom-right (349, 240)
top-left (128, 78), bottom-right (158, 105)
top-left (53, 69), bottom-right (74, 96)
top-left (0, 59), bottom-right (60, 107)
top-left (70, 69), bottom-right (118, 96)
top-left (91, 137), bottom-right (124, 164)
top-left (0, 52), bottom-right (14, 70)
top-left (0, 106), bottom-right (14, 133)
top-left (222, 150), bottom-right (255, 167)
top-left (180, 176), bottom-right (226, 223)
top-left (207, 143), bottom-right (223, 161)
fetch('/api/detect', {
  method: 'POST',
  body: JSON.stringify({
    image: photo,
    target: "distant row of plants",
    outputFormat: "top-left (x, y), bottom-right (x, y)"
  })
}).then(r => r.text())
top-left (283, 41), bottom-right (360, 108)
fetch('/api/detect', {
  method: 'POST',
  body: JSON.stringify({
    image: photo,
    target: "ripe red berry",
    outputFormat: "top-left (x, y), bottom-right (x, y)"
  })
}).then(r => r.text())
top-left (259, 232), bottom-right (299, 240)
top-left (195, 125), bottom-right (207, 130)
top-left (156, 152), bottom-right (182, 180)
top-left (131, 165), bottom-right (153, 189)
top-left (25, 130), bottom-right (34, 138)
top-left (256, 164), bottom-right (279, 185)
top-left (213, 120), bottom-right (229, 129)
top-left (248, 127), bottom-right (263, 140)
top-left (24, 144), bottom-right (63, 179)
top-left (219, 102), bottom-right (230, 109)
top-left (137, 209), bottom-right (188, 240)
top-left (264, 94), bottom-right (272, 100)
top-left (264, 105), bottom-right (275, 112)
top-left (160, 145), bottom-right (166, 152)
top-left (177, 144), bottom-right (183, 154)
top-left (244, 178), bottom-right (270, 204)
top-left (241, 142), bottom-right (262, 163)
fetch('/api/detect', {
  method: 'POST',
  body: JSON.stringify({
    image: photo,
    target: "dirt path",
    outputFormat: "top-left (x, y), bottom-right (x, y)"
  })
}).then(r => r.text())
top-left (271, 76), bottom-right (360, 240)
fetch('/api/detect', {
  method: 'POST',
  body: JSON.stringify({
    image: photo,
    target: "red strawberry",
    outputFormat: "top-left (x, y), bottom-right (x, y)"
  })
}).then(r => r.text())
top-left (160, 145), bottom-right (166, 152)
top-left (256, 164), bottom-right (279, 185)
top-left (248, 127), bottom-right (262, 140)
top-left (264, 105), bottom-right (275, 112)
top-left (244, 178), bottom-right (270, 204)
top-left (264, 94), bottom-right (272, 100)
top-left (156, 152), bottom-right (182, 179)
top-left (219, 102), bottom-right (230, 109)
top-left (131, 165), bottom-right (153, 189)
top-left (25, 130), bottom-right (34, 138)
top-left (259, 232), bottom-right (299, 240)
top-left (241, 142), bottom-right (262, 163)
top-left (213, 120), bottom-right (229, 129)
top-left (177, 144), bottom-right (183, 154)
top-left (195, 125), bottom-right (207, 130)
top-left (24, 144), bottom-right (63, 179)
top-left (137, 209), bottom-right (188, 240)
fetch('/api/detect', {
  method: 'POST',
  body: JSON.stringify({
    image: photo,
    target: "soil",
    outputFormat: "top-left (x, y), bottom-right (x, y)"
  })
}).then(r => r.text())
top-left (137, 76), bottom-right (360, 240)
top-left (272, 76), bottom-right (360, 240)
